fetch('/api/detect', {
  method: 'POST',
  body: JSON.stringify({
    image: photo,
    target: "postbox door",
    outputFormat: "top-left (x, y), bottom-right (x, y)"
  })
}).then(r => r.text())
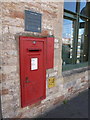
top-left (20, 38), bottom-right (46, 107)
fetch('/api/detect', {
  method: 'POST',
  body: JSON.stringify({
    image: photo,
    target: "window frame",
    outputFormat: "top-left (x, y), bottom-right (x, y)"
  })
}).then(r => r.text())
top-left (62, 1), bottom-right (90, 71)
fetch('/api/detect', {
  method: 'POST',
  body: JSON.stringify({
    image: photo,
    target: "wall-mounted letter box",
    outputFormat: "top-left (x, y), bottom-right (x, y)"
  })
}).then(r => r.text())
top-left (19, 36), bottom-right (54, 107)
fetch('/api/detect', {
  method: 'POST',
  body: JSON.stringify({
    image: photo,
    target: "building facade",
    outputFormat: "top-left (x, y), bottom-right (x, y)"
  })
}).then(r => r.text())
top-left (0, 0), bottom-right (90, 118)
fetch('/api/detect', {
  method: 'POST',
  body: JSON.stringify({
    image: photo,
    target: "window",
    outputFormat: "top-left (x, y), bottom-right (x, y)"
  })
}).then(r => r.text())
top-left (62, 19), bottom-right (74, 65)
top-left (77, 17), bottom-right (89, 63)
top-left (80, 0), bottom-right (87, 12)
top-left (80, 0), bottom-right (89, 17)
top-left (62, 0), bottom-right (90, 71)
top-left (64, 0), bottom-right (76, 12)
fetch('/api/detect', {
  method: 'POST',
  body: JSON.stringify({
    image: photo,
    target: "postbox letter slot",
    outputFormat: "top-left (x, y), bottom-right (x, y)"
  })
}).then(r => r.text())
top-left (28, 49), bottom-right (41, 52)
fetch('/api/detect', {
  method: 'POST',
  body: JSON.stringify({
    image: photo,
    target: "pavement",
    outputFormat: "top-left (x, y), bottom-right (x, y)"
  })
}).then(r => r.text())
top-left (38, 89), bottom-right (89, 118)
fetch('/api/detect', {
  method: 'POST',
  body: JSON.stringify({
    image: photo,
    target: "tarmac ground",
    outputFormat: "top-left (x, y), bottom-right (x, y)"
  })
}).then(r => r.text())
top-left (38, 89), bottom-right (89, 118)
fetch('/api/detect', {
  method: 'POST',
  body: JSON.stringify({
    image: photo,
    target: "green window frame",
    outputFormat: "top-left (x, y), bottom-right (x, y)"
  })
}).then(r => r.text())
top-left (62, 1), bottom-right (90, 71)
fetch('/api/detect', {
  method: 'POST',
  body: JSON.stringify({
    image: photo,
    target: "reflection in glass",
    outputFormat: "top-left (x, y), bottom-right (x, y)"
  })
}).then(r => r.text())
top-left (80, 0), bottom-right (89, 17)
top-left (77, 17), bottom-right (89, 63)
top-left (64, 0), bottom-right (76, 12)
top-left (80, 0), bottom-right (87, 11)
top-left (62, 19), bottom-right (74, 65)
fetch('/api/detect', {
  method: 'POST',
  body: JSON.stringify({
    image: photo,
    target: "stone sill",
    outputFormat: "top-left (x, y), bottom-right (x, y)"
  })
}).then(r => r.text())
top-left (15, 32), bottom-right (54, 38)
top-left (62, 66), bottom-right (90, 77)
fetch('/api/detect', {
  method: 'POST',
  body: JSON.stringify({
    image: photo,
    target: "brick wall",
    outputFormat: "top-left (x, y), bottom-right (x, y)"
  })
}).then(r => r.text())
top-left (0, 1), bottom-right (89, 118)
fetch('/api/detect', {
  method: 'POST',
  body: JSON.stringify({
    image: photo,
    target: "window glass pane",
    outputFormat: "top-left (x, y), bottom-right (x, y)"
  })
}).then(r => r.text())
top-left (62, 19), bottom-right (74, 65)
top-left (80, 0), bottom-right (87, 11)
top-left (80, 0), bottom-right (89, 17)
top-left (77, 17), bottom-right (89, 63)
top-left (64, 0), bottom-right (76, 12)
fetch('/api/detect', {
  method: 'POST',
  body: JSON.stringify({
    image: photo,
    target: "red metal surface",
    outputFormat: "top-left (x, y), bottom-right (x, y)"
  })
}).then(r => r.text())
top-left (19, 36), bottom-right (47, 107)
top-left (46, 37), bottom-right (54, 69)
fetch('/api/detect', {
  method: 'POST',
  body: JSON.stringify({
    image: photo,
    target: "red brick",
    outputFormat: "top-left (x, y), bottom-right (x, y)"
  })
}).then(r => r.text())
top-left (9, 10), bottom-right (24, 19)
top-left (81, 76), bottom-right (86, 83)
top-left (68, 87), bottom-right (74, 92)
top-left (0, 74), bottom-right (6, 83)
top-left (29, 101), bottom-right (41, 109)
top-left (53, 95), bottom-right (65, 105)
top-left (41, 30), bottom-right (49, 36)
top-left (43, 10), bottom-right (57, 17)
top-left (0, 89), bottom-right (9, 95)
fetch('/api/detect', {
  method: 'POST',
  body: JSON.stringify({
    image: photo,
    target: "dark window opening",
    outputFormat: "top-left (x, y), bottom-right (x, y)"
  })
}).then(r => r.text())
top-left (62, 0), bottom-right (90, 71)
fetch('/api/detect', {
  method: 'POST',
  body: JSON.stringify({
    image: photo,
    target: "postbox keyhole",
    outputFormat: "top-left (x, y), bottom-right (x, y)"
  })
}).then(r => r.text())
top-left (26, 77), bottom-right (28, 80)
top-left (25, 77), bottom-right (30, 83)
top-left (33, 41), bottom-right (36, 44)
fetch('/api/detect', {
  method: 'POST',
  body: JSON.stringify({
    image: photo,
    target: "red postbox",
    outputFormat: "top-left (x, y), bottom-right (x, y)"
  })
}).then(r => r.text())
top-left (19, 36), bottom-right (54, 107)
